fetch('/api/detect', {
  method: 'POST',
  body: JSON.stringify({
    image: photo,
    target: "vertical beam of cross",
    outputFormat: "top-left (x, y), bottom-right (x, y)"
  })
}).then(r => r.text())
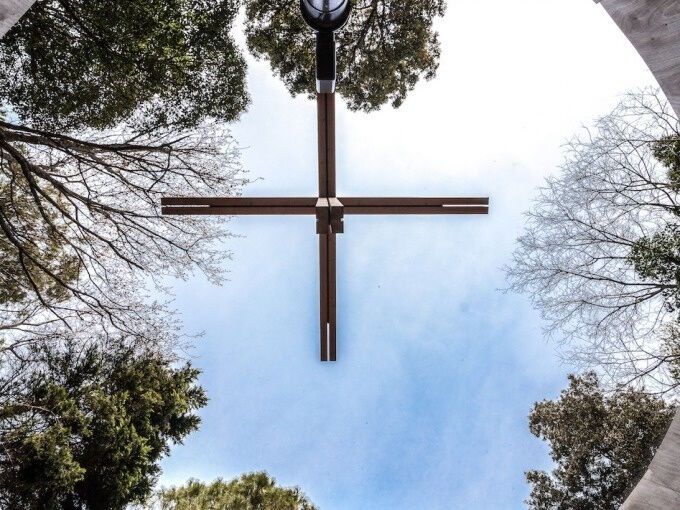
top-left (317, 93), bottom-right (336, 361)
top-left (160, 92), bottom-right (489, 362)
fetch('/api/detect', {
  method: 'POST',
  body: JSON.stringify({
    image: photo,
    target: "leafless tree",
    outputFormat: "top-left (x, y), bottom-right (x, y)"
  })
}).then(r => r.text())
top-left (0, 117), bottom-right (246, 352)
top-left (506, 88), bottom-right (680, 392)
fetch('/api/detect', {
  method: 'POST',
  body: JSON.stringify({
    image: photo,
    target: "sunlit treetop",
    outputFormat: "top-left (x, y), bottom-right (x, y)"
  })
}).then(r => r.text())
top-left (0, 0), bottom-right (249, 131)
top-left (158, 473), bottom-right (318, 510)
top-left (245, 0), bottom-right (446, 111)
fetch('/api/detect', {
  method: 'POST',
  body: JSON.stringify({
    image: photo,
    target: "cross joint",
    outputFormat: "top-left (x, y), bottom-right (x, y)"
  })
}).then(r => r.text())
top-left (316, 197), bottom-right (344, 234)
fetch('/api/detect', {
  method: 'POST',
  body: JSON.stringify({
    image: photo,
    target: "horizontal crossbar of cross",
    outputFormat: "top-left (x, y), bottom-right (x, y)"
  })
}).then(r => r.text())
top-left (161, 196), bottom-right (489, 216)
top-left (162, 93), bottom-right (489, 362)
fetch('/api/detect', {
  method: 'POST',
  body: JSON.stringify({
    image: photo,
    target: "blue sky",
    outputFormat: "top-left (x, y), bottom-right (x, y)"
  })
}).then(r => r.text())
top-left (160, 1), bottom-right (656, 508)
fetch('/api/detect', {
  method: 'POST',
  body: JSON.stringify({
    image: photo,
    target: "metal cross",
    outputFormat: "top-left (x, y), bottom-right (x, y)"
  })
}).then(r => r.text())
top-left (162, 93), bottom-right (489, 361)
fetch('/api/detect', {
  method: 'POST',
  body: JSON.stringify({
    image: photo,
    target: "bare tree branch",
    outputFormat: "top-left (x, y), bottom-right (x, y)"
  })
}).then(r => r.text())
top-left (0, 118), bottom-right (246, 350)
top-left (505, 88), bottom-right (680, 392)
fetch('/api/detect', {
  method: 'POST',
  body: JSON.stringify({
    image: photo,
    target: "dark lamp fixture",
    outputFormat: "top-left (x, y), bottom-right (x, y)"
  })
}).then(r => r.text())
top-left (300, 0), bottom-right (351, 93)
top-left (301, 0), bottom-right (351, 32)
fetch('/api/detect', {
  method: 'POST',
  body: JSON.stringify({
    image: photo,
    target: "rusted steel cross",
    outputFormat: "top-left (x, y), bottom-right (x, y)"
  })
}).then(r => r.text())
top-left (162, 93), bottom-right (489, 361)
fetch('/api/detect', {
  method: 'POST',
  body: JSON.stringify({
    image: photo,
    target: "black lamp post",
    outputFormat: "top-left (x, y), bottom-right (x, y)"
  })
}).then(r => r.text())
top-left (300, 0), bottom-right (351, 93)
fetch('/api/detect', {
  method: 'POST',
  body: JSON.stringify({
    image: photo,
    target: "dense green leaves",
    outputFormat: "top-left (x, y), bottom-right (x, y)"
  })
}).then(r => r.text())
top-left (0, 1), bottom-right (248, 337)
top-left (245, 0), bottom-right (446, 111)
top-left (0, 154), bottom-right (80, 306)
top-left (0, 2), bottom-right (246, 506)
top-left (0, 0), bottom-right (249, 130)
top-left (629, 136), bottom-right (680, 310)
top-left (526, 373), bottom-right (674, 510)
top-left (0, 339), bottom-right (207, 509)
top-left (652, 135), bottom-right (680, 192)
top-left (158, 472), bottom-right (318, 510)
top-left (630, 226), bottom-right (680, 310)
top-left (0, 422), bottom-right (85, 509)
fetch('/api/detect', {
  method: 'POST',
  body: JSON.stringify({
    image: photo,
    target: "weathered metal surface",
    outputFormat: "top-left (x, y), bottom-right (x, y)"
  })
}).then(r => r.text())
top-left (316, 198), bottom-right (331, 234)
top-left (328, 197), bottom-right (344, 234)
top-left (318, 233), bottom-right (337, 362)
top-left (317, 93), bottom-right (336, 198)
top-left (319, 233), bottom-right (329, 361)
top-left (162, 197), bottom-right (318, 207)
top-left (161, 206), bottom-right (316, 216)
top-left (596, 0), bottom-right (680, 115)
top-left (162, 196), bottom-right (489, 217)
top-left (0, 0), bottom-right (36, 38)
top-left (339, 197), bottom-right (489, 206)
top-left (343, 205), bottom-right (489, 215)
top-left (328, 233), bottom-right (337, 362)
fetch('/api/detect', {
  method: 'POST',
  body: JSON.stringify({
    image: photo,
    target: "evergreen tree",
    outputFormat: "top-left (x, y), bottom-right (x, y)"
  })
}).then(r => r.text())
top-left (629, 135), bottom-right (680, 311)
top-left (0, 1), bottom-right (248, 340)
top-left (526, 373), bottom-right (674, 510)
top-left (0, 338), bottom-right (207, 509)
top-left (158, 472), bottom-right (318, 510)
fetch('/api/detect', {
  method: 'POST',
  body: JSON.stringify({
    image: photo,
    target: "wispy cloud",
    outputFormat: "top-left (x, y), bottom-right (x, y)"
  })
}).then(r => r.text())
top-left (159, 1), bottom-right (656, 508)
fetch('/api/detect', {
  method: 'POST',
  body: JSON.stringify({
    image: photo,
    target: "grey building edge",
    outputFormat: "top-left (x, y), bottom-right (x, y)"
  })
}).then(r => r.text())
top-left (0, 0), bottom-right (37, 38)
top-left (595, 2), bottom-right (680, 508)
top-left (619, 410), bottom-right (680, 509)
top-left (596, 0), bottom-right (680, 117)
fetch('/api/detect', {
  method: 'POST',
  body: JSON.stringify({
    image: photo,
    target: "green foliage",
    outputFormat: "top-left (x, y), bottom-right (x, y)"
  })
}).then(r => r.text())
top-left (526, 373), bottom-right (673, 510)
top-left (629, 136), bottom-right (680, 309)
top-left (660, 324), bottom-right (680, 384)
top-left (630, 225), bottom-right (680, 310)
top-left (0, 0), bottom-right (249, 130)
top-left (652, 136), bottom-right (680, 191)
top-left (0, 340), bottom-right (207, 509)
top-left (245, 0), bottom-right (446, 111)
top-left (0, 423), bottom-right (85, 509)
top-left (158, 472), bottom-right (318, 510)
top-left (0, 156), bottom-right (80, 305)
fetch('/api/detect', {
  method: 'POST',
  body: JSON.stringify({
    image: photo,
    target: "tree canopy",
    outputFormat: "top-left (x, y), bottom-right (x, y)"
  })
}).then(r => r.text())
top-left (628, 135), bottom-right (680, 311)
top-left (0, 0), bottom-right (249, 130)
top-left (0, 119), bottom-right (244, 342)
top-left (506, 89), bottom-right (680, 389)
top-left (0, 336), bottom-right (207, 509)
top-left (0, 1), bottom-right (250, 343)
top-left (0, 2), bottom-right (245, 506)
top-left (157, 473), bottom-right (318, 510)
top-left (245, 0), bottom-right (446, 111)
top-left (526, 373), bottom-right (674, 510)
top-left (0, 158), bottom-right (79, 307)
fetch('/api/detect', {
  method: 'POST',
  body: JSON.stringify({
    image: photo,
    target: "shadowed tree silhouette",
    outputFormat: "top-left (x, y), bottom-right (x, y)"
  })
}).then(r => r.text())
top-left (0, 0), bottom-right (249, 131)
